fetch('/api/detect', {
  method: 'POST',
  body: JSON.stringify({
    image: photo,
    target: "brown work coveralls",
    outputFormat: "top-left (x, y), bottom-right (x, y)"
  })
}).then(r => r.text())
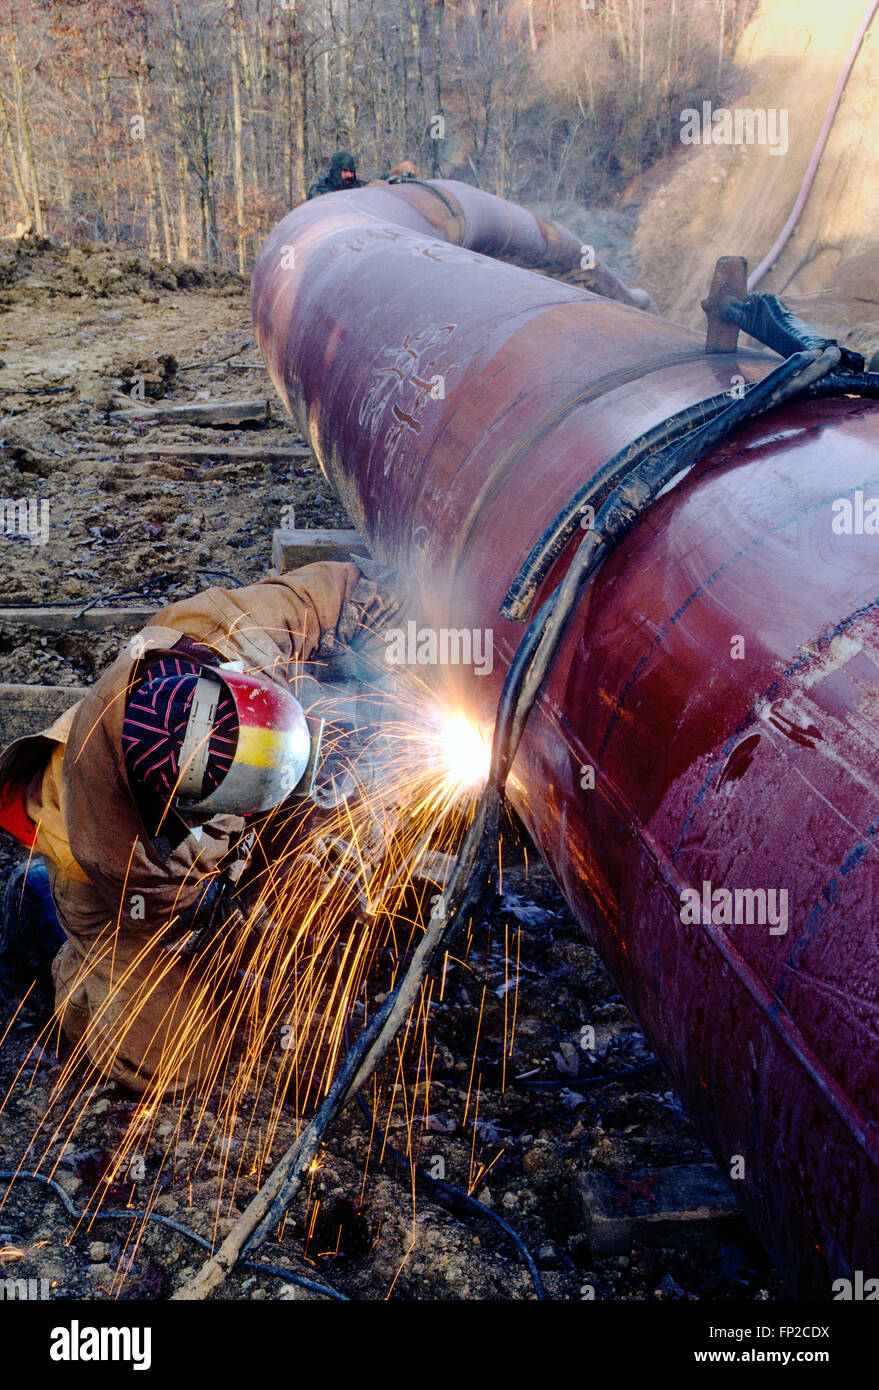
top-left (0, 562), bottom-right (360, 1094)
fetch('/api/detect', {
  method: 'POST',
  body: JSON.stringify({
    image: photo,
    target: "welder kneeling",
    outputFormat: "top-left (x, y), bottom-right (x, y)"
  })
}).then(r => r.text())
top-left (0, 558), bottom-right (399, 1095)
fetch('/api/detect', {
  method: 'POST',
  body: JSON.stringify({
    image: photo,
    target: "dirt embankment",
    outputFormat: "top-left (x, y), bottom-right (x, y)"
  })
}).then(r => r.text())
top-left (635, 0), bottom-right (879, 353)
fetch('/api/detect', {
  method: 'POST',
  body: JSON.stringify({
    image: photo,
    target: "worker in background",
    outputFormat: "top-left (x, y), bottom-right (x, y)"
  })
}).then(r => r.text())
top-left (0, 558), bottom-right (401, 1095)
top-left (307, 150), bottom-right (364, 198)
top-left (307, 152), bottom-right (418, 200)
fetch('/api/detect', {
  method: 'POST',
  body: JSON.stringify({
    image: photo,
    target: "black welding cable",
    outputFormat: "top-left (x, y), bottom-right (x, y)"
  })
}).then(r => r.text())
top-left (722, 294), bottom-right (864, 369)
top-left (808, 371), bottom-right (879, 398)
top-left (241, 1258), bottom-right (347, 1298)
top-left (177, 340), bottom-right (256, 371)
top-left (351, 1090), bottom-right (546, 1299)
top-left (4, 573), bottom-right (244, 616)
top-left (516, 1061), bottom-right (660, 1090)
top-left (506, 347), bottom-right (839, 760)
top-left (503, 291), bottom-right (879, 624)
top-left (0, 1169), bottom-right (347, 1301)
top-left (500, 383), bottom-right (763, 622)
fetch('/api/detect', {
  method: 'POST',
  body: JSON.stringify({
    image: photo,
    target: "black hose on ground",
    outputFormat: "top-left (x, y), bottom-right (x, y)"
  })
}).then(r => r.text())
top-left (0, 1168), bottom-right (347, 1300)
top-left (351, 1090), bottom-right (546, 1298)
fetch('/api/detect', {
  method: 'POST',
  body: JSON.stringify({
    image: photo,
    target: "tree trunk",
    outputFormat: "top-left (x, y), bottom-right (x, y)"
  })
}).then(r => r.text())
top-left (228, 1), bottom-right (247, 271)
top-left (431, 0), bottom-right (444, 176)
top-left (397, 0), bottom-right (411, 147)
top-left (175, 143), bottom-right (190, 260)
top-left (0, 92), bottom-right (34, 228)
top-left (406, 0), bottom-right (426, 165)
top-left (134, 76), bottom-right (169, 259)
top-left (11, 45), bottom-right (44, 235)
top-left (294, 16), bottom-right (308, 203)
top-left (283, 9), bottom-right (294, 207)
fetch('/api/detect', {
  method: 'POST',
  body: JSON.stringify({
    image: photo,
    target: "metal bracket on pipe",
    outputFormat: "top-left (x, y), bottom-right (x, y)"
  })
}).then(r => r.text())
top-left (701, 255), bottom-right (748, 352)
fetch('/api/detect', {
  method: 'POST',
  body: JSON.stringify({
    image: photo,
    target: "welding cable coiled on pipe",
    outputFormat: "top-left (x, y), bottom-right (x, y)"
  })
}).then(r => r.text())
top-left (503, 293), bottom-right (877, 622)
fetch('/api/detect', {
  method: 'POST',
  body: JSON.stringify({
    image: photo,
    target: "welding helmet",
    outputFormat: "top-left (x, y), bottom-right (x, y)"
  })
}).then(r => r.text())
top-left (122, 658), bottom-right (312, 816)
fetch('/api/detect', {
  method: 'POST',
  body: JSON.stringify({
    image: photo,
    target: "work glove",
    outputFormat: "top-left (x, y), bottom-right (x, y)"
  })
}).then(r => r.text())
top-left (337, 556), bottom-right (405, 647)
top-left (315, 556), bottom-right (405, 681)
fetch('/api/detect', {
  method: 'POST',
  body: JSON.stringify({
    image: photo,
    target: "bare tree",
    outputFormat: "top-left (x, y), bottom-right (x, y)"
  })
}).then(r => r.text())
top-left (0, 0), bottom-right (746, 262)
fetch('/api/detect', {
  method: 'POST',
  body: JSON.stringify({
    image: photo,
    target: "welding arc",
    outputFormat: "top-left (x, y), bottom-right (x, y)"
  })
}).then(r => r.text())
top-left (0, 1169), bottom-right (347, 1301)
top-left (174, 342), bottom-right (841, 1302)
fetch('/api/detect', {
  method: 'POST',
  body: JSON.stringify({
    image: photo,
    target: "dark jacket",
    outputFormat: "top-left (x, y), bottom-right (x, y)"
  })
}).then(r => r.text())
top-left (307, 149), bottom-right (364, 199)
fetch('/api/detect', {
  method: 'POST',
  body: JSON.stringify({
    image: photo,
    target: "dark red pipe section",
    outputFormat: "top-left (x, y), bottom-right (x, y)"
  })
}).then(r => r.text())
top-left (252, 179), bottom-right (879, 1296)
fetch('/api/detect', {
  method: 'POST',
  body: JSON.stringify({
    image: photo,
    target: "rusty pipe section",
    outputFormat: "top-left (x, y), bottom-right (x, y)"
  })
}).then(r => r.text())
top-left (365, 177), bottom-right (653, 308)
top-left (253, 182), bottom-right (879, 1295)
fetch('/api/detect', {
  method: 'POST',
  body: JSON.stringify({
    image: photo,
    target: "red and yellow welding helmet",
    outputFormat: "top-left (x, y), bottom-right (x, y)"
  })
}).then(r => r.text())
top-left (122, 659), bottom-right (311, 816)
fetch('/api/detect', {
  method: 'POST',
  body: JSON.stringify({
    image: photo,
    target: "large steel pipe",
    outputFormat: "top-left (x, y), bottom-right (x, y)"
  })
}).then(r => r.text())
top-left (252, 180), bottom-right (879, 1296)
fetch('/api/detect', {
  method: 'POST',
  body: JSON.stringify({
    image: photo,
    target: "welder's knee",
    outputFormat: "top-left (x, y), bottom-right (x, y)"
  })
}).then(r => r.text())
top-left (51, 941), bottom-right (91, 1048)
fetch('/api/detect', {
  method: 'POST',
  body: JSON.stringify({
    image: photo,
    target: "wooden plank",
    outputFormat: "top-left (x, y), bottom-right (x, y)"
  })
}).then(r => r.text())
top-left (122, 444), bottom-right (313, 464)
top-left (0, 684), bottom-right (87, 743)
top-left (575, 1164), bottom-right (746, 1257)
top-left (0, 606), bottom-right (155, 632)
top-left (272, 528), bottom-right (368, 571)
top-left (109, 398), bottom-right (273, 427)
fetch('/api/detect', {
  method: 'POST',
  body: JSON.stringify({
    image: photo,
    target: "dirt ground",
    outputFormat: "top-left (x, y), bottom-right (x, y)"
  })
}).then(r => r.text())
top-left (0, 234), bottom-right (786, 1301)
top-left (0, 237), bottom-right (348, 628)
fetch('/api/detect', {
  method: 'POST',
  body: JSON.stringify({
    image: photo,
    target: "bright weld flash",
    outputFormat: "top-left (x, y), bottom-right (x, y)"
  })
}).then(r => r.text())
top-left (439, 714), bottom-right (490, 790)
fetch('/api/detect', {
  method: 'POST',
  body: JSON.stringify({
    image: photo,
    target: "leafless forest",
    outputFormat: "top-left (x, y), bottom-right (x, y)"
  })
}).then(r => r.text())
top-left (2, 0), bottom-right (752, 267)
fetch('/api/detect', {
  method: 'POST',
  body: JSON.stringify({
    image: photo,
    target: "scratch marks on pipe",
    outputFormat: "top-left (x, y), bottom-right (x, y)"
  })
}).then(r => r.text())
top-left (357, 324), bottom-right (456, 477)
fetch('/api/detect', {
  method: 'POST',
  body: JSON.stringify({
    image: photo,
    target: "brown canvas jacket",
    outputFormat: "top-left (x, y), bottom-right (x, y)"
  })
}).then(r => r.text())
top-left (0, 562), bottom-right (361, 1090)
